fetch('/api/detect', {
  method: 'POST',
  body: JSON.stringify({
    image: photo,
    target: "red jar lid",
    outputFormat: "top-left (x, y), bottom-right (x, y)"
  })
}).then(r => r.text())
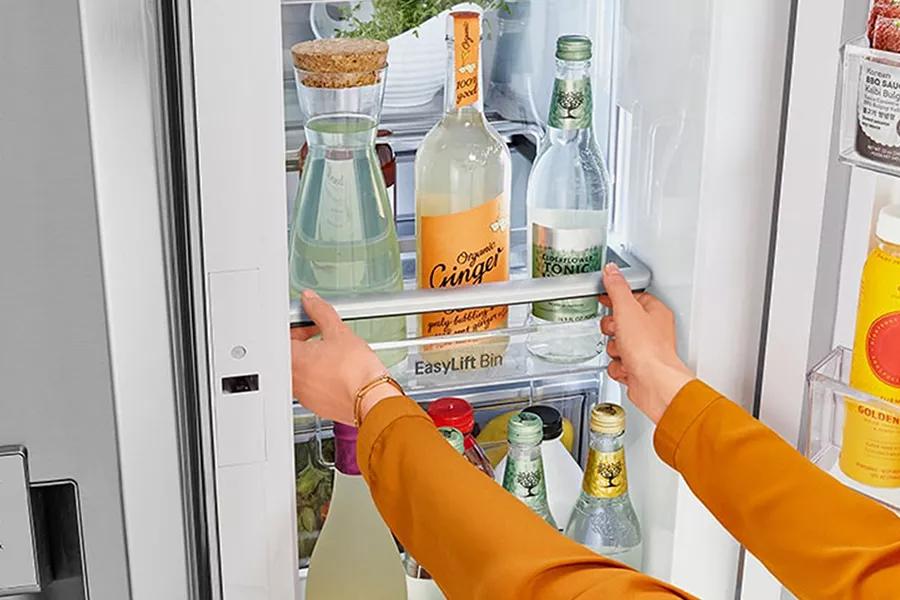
top-left (427, 397), bottom-right (475, 434)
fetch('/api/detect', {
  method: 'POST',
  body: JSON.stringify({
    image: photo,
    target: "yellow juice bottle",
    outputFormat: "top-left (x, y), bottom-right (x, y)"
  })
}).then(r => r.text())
top-left (840, 205), bottom-right (900, 487)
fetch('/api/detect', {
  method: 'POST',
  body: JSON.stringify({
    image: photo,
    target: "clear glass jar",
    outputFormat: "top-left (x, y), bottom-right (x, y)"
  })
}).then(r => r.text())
top-left (288, 66), bottom-right (407, 367)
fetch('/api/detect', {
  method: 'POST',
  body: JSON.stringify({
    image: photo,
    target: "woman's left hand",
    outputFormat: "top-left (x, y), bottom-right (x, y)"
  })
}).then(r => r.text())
top-left (290, 290), bottom-right (389, 425)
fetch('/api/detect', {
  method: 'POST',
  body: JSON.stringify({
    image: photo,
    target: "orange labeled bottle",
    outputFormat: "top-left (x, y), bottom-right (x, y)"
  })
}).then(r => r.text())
top-left (414, 10), bottom-right (512, 367)
top-left (841, 204), bottom-right (900, 487)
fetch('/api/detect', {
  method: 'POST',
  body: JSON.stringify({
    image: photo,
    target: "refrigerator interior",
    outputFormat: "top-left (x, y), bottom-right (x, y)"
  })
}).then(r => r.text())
top-left (268, 1), bottom-right (789, 598)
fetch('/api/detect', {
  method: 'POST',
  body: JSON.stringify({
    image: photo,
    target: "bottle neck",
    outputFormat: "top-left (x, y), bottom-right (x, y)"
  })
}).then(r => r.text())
top-left (547, 57), bottom-right (593, 141)
top-left (508, 441), bottom-right (543, 462)
top-left (444, 18), bottom-right (484, 115)
top-left (583, 429), bottom-right (629, 500)
top-left (878, 238), bottom-right (900, 258)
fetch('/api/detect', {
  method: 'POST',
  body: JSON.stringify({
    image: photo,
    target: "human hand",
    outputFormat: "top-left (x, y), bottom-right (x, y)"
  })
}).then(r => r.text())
top-left (599, 263), bottom-right (694, 423)
top-left (290, 290), bottom-right (398, 425)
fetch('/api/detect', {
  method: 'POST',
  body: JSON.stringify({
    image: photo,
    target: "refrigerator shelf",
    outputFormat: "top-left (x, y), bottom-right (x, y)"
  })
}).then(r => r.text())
top-left (837, 37), bottom-right (900, 178)
top-left (287, 248), bottom-right (645, 395)
top-left (804, 347), bottom-right (900, 511)
top-left (289, 247), bottom-right (650, 325)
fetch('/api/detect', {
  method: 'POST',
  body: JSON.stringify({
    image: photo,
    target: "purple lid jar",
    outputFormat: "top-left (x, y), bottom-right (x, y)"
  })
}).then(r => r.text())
top-left (333, 422), bottom-right (361, 476)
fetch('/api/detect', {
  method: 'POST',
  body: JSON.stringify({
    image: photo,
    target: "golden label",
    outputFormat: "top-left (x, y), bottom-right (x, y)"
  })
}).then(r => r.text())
top-left (841, 247), bottom-right (900, 486)
top-left (453, 13), bottom-right (480, 108)
top-left (583, 448), bottom-right (627, 499)
top-left (418, 196), bottom-right (509, 338)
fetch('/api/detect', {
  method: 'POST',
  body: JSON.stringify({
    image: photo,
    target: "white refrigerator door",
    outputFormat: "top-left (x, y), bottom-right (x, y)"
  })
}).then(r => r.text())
top-left (615, 1), bottom-right (791, 598)
top-left (743, 0), bottom-right (873, 598)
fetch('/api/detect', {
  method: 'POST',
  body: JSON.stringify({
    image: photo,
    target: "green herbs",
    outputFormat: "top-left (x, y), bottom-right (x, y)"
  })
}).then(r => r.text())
top-left (338, 0), bottom-right (507, 41)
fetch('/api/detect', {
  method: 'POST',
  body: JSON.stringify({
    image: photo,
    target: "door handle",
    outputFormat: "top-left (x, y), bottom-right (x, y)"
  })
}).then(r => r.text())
top-left (290, 248), bottom-right (650, 326)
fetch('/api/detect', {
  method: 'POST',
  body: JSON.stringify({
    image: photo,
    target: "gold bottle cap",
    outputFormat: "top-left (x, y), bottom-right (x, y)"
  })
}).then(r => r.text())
top-left (590, 403), bottom-right (625, 434)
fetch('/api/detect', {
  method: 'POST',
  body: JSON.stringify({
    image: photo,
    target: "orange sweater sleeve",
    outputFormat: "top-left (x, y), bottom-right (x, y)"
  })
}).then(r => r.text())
top-left (656, 380), bottom-right (900, 599)
top-left (358, 396), bottom-right (696, 599)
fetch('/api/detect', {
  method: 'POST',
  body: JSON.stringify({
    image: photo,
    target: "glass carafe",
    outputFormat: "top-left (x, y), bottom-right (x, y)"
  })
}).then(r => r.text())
top-left (289, 65), bottom-right (407, 367)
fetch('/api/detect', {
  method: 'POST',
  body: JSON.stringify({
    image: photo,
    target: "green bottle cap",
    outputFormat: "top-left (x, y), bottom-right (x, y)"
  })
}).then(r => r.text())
top-left (438, 426), bottom-right (465, 454)
top-left (556, 35), bottom-right (592, 61)
top-left (507, 412), bottom-right (543, 446)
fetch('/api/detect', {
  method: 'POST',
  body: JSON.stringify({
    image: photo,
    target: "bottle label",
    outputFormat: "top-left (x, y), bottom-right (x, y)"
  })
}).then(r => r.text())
top-left (454, 13), bottom-right (480, 109)
top-left (532, 222), bottom-right (605, 322)
top-left (502, 456), bottom-right (549, 509)
top-left (418, 196), bottom-right (510, 337)
top-left (841, 247), bottom-right (900, 486)
top-left (856, 59), bottom-right (900, 166)
top-left (867, 311), bottom-right (900, 387)
top-left (548, 78), bottom-right (592, 130)
top-left (583, 448), bottom-right (628, 499)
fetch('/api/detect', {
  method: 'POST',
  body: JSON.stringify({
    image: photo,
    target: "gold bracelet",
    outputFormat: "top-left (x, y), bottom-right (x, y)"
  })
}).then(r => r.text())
top-left (353, 373), bottom-right (404, 428)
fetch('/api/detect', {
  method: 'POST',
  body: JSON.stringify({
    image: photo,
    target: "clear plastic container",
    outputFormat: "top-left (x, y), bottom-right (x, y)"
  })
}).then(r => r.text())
top-left (838, 37), bottom-right (900, 176)
top-left (805, 347), bottom-right (900, 511)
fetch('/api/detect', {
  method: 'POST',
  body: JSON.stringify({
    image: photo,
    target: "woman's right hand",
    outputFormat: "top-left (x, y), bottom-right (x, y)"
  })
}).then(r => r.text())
top-left (600, 263), bottom-right (694, 423)
top-left (290, 290), bottom-right (396, 425)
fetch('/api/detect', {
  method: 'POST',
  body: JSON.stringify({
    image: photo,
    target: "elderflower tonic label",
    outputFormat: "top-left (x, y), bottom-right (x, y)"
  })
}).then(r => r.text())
top-left (549, 78), bottom-right (592, 130)
top-left (532, 222), bottom-right (605, 322)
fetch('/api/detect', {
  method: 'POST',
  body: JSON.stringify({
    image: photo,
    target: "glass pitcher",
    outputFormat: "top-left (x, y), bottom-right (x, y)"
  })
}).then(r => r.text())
top-left (289, 63), bottom-right (407, 368)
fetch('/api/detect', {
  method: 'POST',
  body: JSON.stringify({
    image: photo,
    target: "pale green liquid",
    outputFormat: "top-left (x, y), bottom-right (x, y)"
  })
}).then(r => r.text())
top-left (306, 471), bottom-right (407, 599)
top-left (289, 115), bottom-right (406, 367)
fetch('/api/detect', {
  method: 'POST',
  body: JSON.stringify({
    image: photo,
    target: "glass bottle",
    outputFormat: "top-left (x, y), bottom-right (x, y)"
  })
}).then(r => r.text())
top-left (427, 397), bottom-right (494, 477)
top-left (501, 412), bottom-right (557, 527)
top-left (415, 10), bottom-right (512, 363)
top-left (403, 426), bottom-right (465, 598)
top-left (288, 39), bottom-right (406, 368)
top-left (486, 0), bottom-right (541, 124)
top-left (495, 405), bottom-right (582, 529)
top-left (306, 423), bottom-right (407, 598)
top-left (526, 35), bottom-right (610, 363)
top-left (565, 403), bottom-right (642, 570)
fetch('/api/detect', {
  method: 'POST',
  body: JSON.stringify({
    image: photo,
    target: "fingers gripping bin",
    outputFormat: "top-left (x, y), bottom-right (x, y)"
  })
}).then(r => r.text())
top-left (839, 37), bottom-right (900, 176)
top-left (805, 347), bottom-right (900, 511)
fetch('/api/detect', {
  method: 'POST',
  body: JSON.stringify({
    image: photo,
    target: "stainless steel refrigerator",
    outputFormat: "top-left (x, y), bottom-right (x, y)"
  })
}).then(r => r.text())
top-left (0, 0), bottom-right (879, 599)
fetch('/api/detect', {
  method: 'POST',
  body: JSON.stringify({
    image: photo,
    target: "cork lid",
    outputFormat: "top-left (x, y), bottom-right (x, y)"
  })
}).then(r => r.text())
top-left (291, 39), bottom-right (387, 88)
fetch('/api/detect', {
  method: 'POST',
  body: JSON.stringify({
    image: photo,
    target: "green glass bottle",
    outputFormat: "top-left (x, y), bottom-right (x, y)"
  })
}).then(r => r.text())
top-left (501, 412), bottom-right (557, 527)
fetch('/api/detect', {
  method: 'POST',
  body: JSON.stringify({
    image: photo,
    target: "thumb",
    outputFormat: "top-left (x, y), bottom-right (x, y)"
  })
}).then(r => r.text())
top-left (300, 290), bottom-right (344, 338)
top-left (602, 263), bottom-right (640, 314)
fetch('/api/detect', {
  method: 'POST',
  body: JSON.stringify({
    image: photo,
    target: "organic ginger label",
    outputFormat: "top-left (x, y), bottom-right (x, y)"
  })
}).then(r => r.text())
top-left (418, 196), bottom-right (509, 338)
top-left (840, 247), bottom-right (900, 487)
top-left (453, 12), bottom-right (480, 108)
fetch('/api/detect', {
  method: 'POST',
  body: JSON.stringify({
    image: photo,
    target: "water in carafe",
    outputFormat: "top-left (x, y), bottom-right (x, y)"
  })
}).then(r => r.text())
top-left (288, 42), bottom-right (406, 367)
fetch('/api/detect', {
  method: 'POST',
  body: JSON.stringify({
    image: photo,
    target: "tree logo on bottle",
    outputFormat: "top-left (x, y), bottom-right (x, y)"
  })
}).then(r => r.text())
top-left (584, 448), bottom-right (627, 498)
top-left (596, 457), bottom-right (623, 488)
top-left (549, 79), bottom-right (592, 129)
top-left (516, 470), bottom-right (542, 497)
top-left (557, 90), bottom-right (585, 120)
